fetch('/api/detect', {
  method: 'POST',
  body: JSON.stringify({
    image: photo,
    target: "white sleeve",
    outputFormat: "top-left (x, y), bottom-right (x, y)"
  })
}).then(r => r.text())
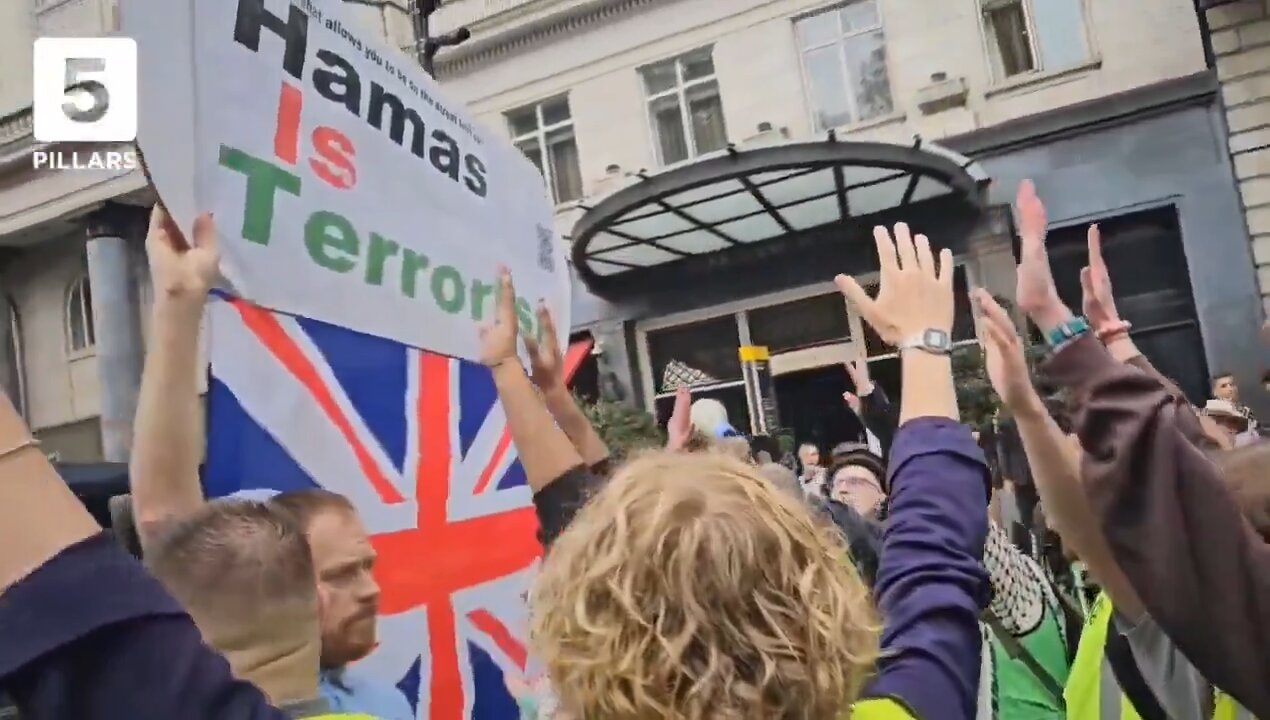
top-left (866, 428), bottom-right (882, 456)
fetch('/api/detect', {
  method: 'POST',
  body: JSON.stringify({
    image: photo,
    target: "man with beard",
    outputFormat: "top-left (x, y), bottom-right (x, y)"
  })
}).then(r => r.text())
top-left (128, 207), bottom-right (412, 719)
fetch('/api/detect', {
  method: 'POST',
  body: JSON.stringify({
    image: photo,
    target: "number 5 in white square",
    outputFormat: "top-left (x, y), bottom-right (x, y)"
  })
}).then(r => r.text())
top-left (33, 37), bottom-right (138, 143)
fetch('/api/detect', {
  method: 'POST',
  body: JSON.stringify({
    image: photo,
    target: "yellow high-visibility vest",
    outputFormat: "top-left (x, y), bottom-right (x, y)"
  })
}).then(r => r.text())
top-left (852, 698), bottom-right (917, 718)
top-left (1064, 593), bottom-right (1142, 720)
top-left (1213, 692), bottom-right (1256, 720)
top-left (1067, 594), bottom-right (1258, 720)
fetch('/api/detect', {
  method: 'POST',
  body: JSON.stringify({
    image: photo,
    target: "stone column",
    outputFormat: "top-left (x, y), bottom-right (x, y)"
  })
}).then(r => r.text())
top-left (85, 203), bottom-right (147, 462)
top-left (591, 322), bottom-right (636, 405)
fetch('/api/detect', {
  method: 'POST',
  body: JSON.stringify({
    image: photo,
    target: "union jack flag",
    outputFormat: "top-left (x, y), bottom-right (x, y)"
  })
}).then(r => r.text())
top-left (205, 295), bottom-right (589, 720)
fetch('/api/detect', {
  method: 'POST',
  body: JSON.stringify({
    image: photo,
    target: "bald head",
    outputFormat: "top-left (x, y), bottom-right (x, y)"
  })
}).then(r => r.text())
top-left (147, 500), bottom-right (319, 650)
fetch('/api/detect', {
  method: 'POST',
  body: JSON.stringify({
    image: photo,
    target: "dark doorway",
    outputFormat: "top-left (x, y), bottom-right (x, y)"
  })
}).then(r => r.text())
top-left (1038, 205), bottom-right (1209, 404)
top-left (773, 366), bottom-right (867, 456)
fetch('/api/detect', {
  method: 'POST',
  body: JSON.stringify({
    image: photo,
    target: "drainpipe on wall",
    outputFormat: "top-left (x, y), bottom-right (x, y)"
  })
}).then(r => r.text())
top-left (1194, 0), bottom-right (1249, 68)
top-left (1195, 0), bottom-right (1218, 69)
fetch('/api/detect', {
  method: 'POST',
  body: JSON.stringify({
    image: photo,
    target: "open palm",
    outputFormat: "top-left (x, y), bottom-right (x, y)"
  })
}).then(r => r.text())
top-left (478, 269), bottom-right (520, 367)
top-left (523, 304), bottom-right (564, 391)
top-left (975, 289), bottom-right (1034, 411)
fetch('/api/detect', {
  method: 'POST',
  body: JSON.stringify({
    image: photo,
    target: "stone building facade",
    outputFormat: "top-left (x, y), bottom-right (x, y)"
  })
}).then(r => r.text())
top-left (0, 0), bottom-right (1266, 461)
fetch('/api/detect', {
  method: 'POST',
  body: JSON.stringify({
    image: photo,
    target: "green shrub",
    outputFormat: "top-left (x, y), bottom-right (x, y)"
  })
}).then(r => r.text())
top-left (573, 392), bottom-right (664, 460)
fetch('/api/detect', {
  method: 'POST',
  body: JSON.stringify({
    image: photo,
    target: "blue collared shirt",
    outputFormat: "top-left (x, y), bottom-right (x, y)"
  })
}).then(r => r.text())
top-left (320, 666), bottom-right (414, 720)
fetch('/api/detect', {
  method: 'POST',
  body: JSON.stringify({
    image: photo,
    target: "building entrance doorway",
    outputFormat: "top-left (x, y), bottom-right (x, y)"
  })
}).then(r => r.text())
top-left (639, 269), bottom-right (982, 446)
top-left (773, 365), bottom-right (865, 455)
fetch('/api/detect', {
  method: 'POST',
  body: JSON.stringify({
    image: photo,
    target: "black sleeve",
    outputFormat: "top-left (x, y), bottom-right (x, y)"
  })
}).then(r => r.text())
top-left (533, 465), bottom-right (608, 551)
top-left (859, 384), bottom-right (898, 457)
top-left (589, 458), bottom-right (614, 480)
top-left (0, 533), bottom-right (287, 720)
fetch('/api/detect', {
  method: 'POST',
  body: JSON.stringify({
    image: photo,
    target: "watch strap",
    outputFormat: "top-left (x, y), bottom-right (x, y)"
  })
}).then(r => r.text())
top-left (1045, 316), bottom-right (1091, 347)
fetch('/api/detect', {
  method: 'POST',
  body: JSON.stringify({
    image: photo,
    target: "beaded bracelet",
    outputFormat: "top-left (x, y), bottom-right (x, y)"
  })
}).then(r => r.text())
top-left (1095, 320), bottom-right (1133, 342)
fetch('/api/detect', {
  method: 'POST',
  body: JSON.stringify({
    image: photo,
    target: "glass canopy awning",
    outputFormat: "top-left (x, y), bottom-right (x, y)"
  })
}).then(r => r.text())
top-left (569, 136), bottom-right (989, 295)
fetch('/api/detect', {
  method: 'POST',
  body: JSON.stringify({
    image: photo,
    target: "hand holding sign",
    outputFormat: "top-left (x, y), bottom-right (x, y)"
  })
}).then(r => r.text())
top-left (146, 205), bottom-right (220, 306)
top-left (479, 269), bottom-right (521, 369)
top-left (125, 0), bottom-right (569, 362)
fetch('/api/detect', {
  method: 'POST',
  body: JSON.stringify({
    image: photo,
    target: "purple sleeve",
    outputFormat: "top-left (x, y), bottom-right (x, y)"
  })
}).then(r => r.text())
top-left (0, 533), bottom-right (287, 719)
top-left (861, 418), bottom-right (990, 720)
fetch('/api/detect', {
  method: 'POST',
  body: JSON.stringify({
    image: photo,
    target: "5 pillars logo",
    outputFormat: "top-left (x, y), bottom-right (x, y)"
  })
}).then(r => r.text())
top-left (31, 37), bottom-right (140, 171)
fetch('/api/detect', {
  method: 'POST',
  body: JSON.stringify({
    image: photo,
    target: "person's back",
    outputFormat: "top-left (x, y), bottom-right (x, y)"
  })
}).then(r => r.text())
top-left (146, 500), bottom-right (371, 718)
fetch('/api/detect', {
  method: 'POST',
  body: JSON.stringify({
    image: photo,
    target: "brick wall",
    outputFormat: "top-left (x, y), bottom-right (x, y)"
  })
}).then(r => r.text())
top-left (1211, 0), bottom-right (1270, 314)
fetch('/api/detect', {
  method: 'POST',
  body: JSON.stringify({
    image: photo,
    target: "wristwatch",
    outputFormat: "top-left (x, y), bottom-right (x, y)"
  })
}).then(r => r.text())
top-left (898, 328), bottom-right (952, 356)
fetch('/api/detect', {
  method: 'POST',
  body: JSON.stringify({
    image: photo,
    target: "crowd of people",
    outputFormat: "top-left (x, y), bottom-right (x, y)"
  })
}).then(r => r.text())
top-left (0, 177), bottom-right (1266, 720)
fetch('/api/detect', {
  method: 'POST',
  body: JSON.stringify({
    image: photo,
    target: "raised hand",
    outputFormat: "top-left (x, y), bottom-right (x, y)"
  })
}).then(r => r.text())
top-left (146, 204), bottom-right (219, 305)
top-left (523, 303), bottom-right (564, 392)
top-left (1079, 224), bottom-right (1122, 333)
top-left (842, 390), bottom-right (862, 416)
top-left (974, 289), bottom-right (1039, 413)
top-left (665, 385), bottom-right (692, 451)
top-left (1013, 180), bottom-right (1074, 332)
top-left (835, 223), bottom-right (954, 343)
top-left (479, 268), bottom-right (520, 368)
top-left (844, 358), bottom-right (874, 397)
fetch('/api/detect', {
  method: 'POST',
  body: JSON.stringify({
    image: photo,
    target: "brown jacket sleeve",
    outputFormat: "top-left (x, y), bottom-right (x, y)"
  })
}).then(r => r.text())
top-left (1044, 335), bottom-right (1270, 717)
top-left (1124, 355), bottom-right (1226, 452)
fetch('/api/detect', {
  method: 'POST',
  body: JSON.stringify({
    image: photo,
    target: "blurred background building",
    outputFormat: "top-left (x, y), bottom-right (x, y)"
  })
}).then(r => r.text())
top-left (0, 0), bottom-right (1267, 460)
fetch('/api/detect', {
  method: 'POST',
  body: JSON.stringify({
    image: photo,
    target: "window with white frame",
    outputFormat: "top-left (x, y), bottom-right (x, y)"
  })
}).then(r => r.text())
top-left (981, 0), bottom-right (1090, 81)
top-left (506, 96), bottom-right (583, 205)
top-left (795, 1), bottom-right (894, 132)
top-left (639, 47), bottom-right (729, 166)
top-left (66, 273), bottom-right (96, 354)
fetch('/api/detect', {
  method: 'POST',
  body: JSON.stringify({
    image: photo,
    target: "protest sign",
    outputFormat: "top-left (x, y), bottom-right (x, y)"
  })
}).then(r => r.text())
top-left (123, 0), bottom-right (570, 361)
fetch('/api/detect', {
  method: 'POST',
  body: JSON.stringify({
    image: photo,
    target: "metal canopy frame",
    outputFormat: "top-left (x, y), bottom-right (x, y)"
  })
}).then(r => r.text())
top-left (570, 137), bottom-right (988, 296)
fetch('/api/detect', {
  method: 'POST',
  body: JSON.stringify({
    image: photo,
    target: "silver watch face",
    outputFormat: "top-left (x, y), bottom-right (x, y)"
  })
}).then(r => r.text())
top-left (923, 329), bottom-right (951, 351)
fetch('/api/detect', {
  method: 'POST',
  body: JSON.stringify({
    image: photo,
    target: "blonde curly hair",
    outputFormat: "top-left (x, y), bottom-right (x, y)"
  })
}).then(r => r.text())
top-left (530, 450), bottom-right (880, 719)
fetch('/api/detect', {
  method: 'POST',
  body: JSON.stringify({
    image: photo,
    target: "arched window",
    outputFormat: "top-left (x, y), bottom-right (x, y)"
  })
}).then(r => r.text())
top-left (66, 274), bottom-right (96, 353)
